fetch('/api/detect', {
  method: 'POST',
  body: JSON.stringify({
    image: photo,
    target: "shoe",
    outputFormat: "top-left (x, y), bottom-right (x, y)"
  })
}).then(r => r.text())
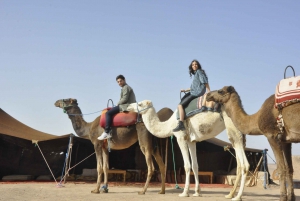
top-left (97, 131), bottom-right (112, 140)
top-left (173, 121), bottom-right (185, 132)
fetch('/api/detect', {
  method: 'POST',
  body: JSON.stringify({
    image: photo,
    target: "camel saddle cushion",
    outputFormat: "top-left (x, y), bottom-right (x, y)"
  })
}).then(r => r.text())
top-left (99, 108), bottom-right (138, 128)
top-left (275, 76), bottom-right (300, 109)
top-left (176, 94), bottom-right (221, 120)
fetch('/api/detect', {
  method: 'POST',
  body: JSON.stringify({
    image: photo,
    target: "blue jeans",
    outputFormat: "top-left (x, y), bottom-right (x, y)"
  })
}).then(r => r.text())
top-left (105, 106), bottom-right (120, 133)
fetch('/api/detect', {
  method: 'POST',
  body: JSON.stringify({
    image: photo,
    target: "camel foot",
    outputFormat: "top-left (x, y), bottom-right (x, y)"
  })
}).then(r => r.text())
top-left (158, 190), bottom-right (165, 194)
top-left (192, 193), bottom-right (201, 197)
top-left (280, 194), bottom-right (287, 201)
top-left (231, 197), bottom-right (242, 201)
top-left (91, 189), bottom-right (100, 194)
top-left (288, 193), bottom-right (295, 201)
top-left (225, 194), bottom-right (234, 199)
top-left (179, 192), bottom-right (189, 197)
top-left (138, 191), bottom-right (145, 195)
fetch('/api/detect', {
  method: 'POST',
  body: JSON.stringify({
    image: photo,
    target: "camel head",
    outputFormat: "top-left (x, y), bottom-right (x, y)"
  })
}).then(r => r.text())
top-left (54, 98), bottom-right (78, 112)
top-left (127, 100), bottom-right (153, 114)
top-left (206, 86), bottom-right (236, 104)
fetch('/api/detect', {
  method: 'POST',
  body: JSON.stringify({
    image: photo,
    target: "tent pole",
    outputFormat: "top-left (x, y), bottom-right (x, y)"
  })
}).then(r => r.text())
top-left (164, 138), bottom-right (168, 180)
top-left (64, 134), bottom-right (73, 184)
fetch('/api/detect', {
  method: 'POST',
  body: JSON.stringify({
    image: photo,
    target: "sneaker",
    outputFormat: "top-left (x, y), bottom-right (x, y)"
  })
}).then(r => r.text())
top-left (97, 131), bottom-right (112, 140)
top-left (173, 121), bottom-right (186, 132)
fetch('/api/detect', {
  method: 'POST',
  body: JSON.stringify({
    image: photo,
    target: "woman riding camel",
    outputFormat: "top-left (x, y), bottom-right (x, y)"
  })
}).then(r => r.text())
top-left (173, 59), bottom-right (210, 132)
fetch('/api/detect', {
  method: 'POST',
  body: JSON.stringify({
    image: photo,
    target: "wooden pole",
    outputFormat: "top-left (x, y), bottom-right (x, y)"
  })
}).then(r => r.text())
top-left (248, 155), bottom-right (263, 186)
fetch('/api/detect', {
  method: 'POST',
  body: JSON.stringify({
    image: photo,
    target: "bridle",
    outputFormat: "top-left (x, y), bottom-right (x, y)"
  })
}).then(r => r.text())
top-left (60, 99), bottom-right (74, 113)
top-left (135, 102), bottom-right (153, 123)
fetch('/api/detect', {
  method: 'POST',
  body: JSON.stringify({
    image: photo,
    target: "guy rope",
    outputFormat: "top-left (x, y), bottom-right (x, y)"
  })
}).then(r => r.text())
top-left (32, 137), bottom-right (95, 188)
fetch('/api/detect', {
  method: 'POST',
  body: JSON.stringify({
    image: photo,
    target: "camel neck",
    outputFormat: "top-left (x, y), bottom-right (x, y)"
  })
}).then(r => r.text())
top-left (67, 106), bottom-right (90, 137)
top-left (142, 107), bottom-right (177, 138)
top-left (224, 93), bottom-right (262, 135)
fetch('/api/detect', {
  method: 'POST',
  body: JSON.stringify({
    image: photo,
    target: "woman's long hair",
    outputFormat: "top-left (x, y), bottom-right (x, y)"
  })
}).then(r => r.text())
top-left (188, 59), bottom-right (207, 78)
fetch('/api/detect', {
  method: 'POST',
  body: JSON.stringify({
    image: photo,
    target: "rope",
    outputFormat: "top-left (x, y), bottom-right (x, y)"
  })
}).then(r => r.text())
top-left (170, 136), bottom-right (182, 189)
top-left (33, 139), bottom-right (96, 188)
top-left (59, 136), bottom-right (73, 186)
top-left (267, 153), bottom-right (276, 164)
top-left (223, 146), bottom-right (256, 178)
top-left (66, 110), bottom-right (103, 116)
top-left (59, 152), bottom-right (96, 182)
top-left (32, 141), bottom-right (59, 185)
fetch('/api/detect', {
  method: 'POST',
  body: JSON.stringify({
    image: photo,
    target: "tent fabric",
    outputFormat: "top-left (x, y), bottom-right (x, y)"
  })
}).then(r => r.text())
top-left (0, 108), bottom-right (72, 141)
top-left (0, 108), bottom-right (262, 151)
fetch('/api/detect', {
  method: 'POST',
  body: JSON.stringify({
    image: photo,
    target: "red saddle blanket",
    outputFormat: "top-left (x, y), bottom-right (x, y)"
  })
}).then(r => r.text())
top-left (275, 76), bottom-right (300, 109)
top-left (99, 108), bottom-right (138, 128)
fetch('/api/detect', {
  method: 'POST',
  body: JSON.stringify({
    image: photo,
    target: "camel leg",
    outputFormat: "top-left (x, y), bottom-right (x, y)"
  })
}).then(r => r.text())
top-left (152, 147), bottom-right (166, 194)
top-left (187, 141), bottom-right (201, 197)
top-left (101, 146), bottom-right (109, 193)
top-left (267, 137), bottom-right (288, 201)
top-left (225, 151), bottom-right (240, 199)
top-left (91, 142), bottom-right (104, 194)
top-left (136, 124), bottom-right (158, 195)
top-left (282, 143), bottom-right (295, 201)
top-left (223, 114), bottom-right (248, 200)
top-left (228, 147), bottom-right (249, 201)
top-left (138, 146), bottom-right (154, 195)
top-left (176, 136), bottom-right (191, 197)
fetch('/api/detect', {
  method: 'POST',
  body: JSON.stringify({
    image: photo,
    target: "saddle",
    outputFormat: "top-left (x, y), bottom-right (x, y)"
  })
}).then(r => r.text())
top-left (99, 107), bottom-right (138, 128)
top-left (176, 93), bottom-right (221, 120)
top-left (275, 66), bottom-right (300, 109)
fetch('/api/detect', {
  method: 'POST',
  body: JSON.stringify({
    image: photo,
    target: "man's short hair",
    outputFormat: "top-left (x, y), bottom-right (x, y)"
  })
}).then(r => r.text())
top-left (116, 74), bottom-right (125, 80)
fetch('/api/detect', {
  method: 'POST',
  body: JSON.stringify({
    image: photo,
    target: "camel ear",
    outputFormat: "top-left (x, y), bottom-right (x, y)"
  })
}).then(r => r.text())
top-left (227, 86), bottom-right (235, 93)
top-left (71, 99), bottom-right (77, 103)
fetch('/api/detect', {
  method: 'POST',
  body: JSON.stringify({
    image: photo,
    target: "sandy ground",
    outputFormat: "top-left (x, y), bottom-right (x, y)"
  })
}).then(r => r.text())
top-left (1, 156), bottom-right (300, 201)
top-left (0, 181), bottom-right (299, 201)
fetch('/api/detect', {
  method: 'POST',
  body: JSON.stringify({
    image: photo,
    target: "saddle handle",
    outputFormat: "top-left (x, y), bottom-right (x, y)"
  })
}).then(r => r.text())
top-left (107, 99), bottom-right (115, 108)
top-left (284, 65), bottom-right (295, 79)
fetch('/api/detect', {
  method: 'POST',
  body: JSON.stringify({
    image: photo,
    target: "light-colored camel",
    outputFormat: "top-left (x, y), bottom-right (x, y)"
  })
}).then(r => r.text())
top-left (127, 100), bottom-right (250, 201)
top-left (54, 98), bottom-right (173, 195)
top-left (206, 86), bottom-right (300, 201)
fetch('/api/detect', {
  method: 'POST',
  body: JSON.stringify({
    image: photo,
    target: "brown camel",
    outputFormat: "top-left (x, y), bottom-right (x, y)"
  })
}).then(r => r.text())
top-left (54, 98), bottom-right (173, 195)
top-left (206, 86), bottom-right (300, 201)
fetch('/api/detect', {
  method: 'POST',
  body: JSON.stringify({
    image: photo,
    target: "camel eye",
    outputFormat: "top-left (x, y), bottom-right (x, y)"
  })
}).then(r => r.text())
top-left (218, 90), bottom-right (224, 95)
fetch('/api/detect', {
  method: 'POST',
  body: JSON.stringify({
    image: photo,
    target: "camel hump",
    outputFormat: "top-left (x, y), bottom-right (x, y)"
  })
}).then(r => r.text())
top-left (99, 108), bottom-right (138, 128)
top-left (157, 108), bottom-right (173, 122)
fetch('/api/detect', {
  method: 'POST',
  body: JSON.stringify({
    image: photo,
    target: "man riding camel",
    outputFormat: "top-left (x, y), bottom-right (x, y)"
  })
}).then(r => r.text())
top-left (98, 74), bottom-right (136, 140)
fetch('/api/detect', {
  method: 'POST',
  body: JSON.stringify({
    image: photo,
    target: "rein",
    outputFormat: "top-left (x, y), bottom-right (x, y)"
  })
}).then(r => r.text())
top-left (60, 99), bottom-right (102, 116)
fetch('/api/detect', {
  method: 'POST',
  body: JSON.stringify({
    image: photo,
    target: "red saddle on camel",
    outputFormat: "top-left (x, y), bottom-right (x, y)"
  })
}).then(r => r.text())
top-left (99, 107), bottom-right (138, 128)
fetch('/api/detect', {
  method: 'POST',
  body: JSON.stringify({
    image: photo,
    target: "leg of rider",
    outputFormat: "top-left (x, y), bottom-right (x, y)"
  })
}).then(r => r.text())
top-left (178, 105), bottom-right (185, 121)
top-left (173, 93), bottom-right (196, 131)
top-left (105, 106), bottom-right (120, 133)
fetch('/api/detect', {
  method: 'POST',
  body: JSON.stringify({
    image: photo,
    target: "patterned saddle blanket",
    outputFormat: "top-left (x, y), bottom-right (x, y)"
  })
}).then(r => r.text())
top-left (176, 93), bottom-right (221, 120)
top-left (99, 108), bottom-right (137, 128)
top-left (275, 66), bottom-right (300, 109)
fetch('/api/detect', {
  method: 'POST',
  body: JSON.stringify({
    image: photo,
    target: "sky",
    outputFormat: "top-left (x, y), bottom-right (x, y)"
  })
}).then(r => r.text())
top-left (1, 1), bottom-right (300, 164)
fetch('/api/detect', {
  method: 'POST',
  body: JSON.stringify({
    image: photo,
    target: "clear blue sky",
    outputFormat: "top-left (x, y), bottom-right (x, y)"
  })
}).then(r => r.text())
top-left (1, 1), bottom-right (300, 163)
